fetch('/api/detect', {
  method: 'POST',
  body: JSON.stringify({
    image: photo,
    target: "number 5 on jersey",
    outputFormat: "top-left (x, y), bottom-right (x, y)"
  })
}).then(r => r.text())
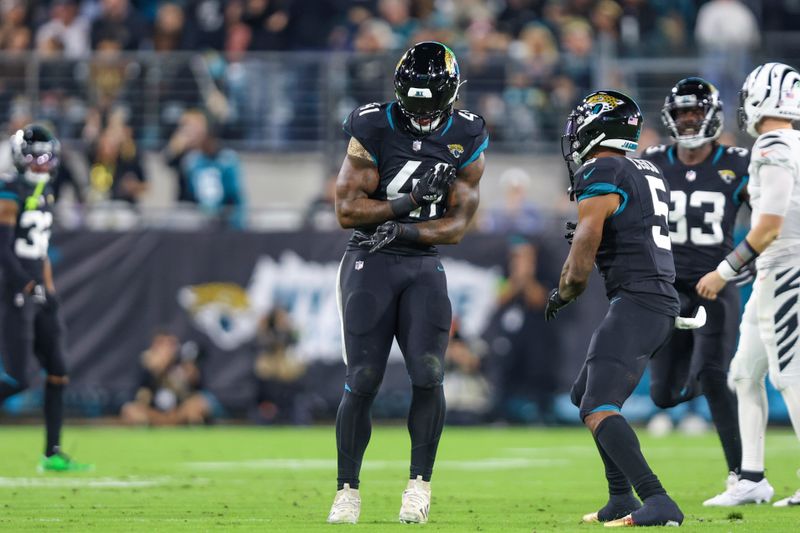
top-left (645, 175), bottom-right (672, 251)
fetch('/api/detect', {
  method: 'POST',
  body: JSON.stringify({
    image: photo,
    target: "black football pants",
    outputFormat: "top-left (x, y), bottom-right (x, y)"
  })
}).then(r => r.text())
top-left (0, 290), bottom-right (68, 395)
top-left (571, 295), bottom-right (674, 420)
top-left (337, 249), bottom-right (452, 394)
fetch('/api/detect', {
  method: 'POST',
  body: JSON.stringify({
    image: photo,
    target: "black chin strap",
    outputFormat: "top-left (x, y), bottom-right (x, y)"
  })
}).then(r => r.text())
top-left (567, 166), bottom-right (576, 202)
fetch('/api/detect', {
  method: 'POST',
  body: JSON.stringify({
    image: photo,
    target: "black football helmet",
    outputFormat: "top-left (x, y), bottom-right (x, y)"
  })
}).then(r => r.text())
top-left (394, 41), bottom-right (461, 134)
top-left (661, 77), bottom-right (723, 149)
top-left (11, 123), bottom-right (60, 185)
top-left (561, 90), bottom-right (642, 199)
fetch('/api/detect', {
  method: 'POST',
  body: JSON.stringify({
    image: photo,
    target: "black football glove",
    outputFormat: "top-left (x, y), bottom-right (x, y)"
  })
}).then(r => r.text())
top-left (565, 221), bottom-right (577, 245)
top-left (411, 164), bottom-right (456, 205)
top-left (360, 221), bottom-right (408, 254)
top-left (544, 288), bottom-right (572, 322)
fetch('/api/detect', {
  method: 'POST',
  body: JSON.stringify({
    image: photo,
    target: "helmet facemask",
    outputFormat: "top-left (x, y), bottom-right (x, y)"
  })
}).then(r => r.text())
top-left (11, 128), bottom-right (60, 185)
top-left (394, 41), bottom-right (462, 135)
top-left (662, 93), bottom-right (723, 149)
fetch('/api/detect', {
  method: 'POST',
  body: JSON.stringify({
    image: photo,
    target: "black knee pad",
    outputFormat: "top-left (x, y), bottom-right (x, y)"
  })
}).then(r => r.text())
top-left (347, 365), bottom-right (384, 396)
top-left (650, 389), bottom-right (678, 409)
top-left (408, 353), bottom-right (444, 389)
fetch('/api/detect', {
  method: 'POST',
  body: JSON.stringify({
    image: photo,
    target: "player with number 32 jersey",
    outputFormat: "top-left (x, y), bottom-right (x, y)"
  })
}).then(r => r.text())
top-left (0, 124), bottom-right (90, 473)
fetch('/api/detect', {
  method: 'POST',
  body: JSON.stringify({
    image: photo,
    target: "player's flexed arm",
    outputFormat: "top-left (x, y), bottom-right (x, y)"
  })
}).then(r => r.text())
top-left (545, 194), bottom-right (619, 320)
top-left (361, 154), bottom-right (483, 251)
top-left (335, 138), bottom-right (454, 229)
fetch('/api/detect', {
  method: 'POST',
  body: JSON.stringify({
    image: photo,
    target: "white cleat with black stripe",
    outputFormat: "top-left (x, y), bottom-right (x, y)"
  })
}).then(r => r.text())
top-left (399, 475), bottom-right (431, 524)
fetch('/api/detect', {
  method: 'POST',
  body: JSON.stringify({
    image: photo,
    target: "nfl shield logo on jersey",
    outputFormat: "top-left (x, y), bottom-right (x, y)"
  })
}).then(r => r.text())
top-left (355, 260), bottom-right (364, 271)
top-left (718, 169), bottom-right (735, 184)
top-left (685, 170), bottom-right (696, 182)
top-left (412, 140), bottom-right (422, 152)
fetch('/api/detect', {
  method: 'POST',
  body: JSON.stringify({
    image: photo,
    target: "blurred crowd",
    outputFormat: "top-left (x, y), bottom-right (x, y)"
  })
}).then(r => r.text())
top-left (0, 0), bottom-right (783, 155)
top-left (1, 0), bottom-right (786, 56)
top-left (0, 0), bottom-right (783, 227)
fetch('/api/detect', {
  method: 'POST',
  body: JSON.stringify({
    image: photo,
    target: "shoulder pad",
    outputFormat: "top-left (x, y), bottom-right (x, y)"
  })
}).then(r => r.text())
top-left (720, 145), bottom-right (750, 159)
top-left (450, 108), bottom-right (486, 136)
top-left (754, 131), bottom-right (792, 152)
top-left (578, 156), bottom-right (623, 173)
top-left (343, 102), bottom-right (392, 138)
top-left (752, 132), bottom-right (795, 171)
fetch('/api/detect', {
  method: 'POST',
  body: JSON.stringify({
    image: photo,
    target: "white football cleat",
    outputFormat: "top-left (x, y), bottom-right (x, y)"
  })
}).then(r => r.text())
top-left (703, 478), bottom-right (774, 507)
top-left (399, 475), bottom-right (431, 524)
top-left (327, 483), bottom-right (361, 524)
top-left (726, 471), bottom-right (739, 491)
top-left (773, 488), bottom-right (800, 507)
top-left (700, 472), bottom-right (738, 505)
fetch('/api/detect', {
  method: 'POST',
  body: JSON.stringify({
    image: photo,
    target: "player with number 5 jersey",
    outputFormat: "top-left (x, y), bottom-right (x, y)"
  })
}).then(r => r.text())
top-left (0, 124), bottom-right (91, 472)
top-left (642, 78), bottom-right (750, 500)
top-left (328, 42), bottom-right (487, 525)
top-left (546, 90), bottom-right (683, 527)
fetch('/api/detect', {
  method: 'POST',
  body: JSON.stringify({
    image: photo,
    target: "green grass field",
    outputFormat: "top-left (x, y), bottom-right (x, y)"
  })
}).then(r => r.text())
top-left (0, 426), bottom-right (797, 532)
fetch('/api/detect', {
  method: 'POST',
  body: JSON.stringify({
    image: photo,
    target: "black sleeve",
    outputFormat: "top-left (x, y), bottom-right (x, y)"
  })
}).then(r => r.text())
top-left (342, 104), bottom-right (384, 164)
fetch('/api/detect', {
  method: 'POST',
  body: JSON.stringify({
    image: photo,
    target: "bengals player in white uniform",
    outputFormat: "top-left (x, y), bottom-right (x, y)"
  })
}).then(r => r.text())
top-left (698, 62), bottom-right (800, 508)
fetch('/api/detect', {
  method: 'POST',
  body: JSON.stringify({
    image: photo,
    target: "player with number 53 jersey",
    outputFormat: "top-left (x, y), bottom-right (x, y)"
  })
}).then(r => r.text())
top-left (546, 90), bottom-right (684, 527)
top-left (642, 78), bottom-right (750, 499)
top-left (328, 42), bottom-right (487, 526)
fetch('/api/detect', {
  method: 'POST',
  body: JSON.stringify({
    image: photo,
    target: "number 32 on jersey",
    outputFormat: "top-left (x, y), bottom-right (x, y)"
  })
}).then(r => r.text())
top-left (15, 210), bottom-right (52, 260)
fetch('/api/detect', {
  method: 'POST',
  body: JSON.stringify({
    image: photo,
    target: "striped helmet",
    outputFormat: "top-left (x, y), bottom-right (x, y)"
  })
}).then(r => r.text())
top-left (739, 62), bottom-right (800, 137)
